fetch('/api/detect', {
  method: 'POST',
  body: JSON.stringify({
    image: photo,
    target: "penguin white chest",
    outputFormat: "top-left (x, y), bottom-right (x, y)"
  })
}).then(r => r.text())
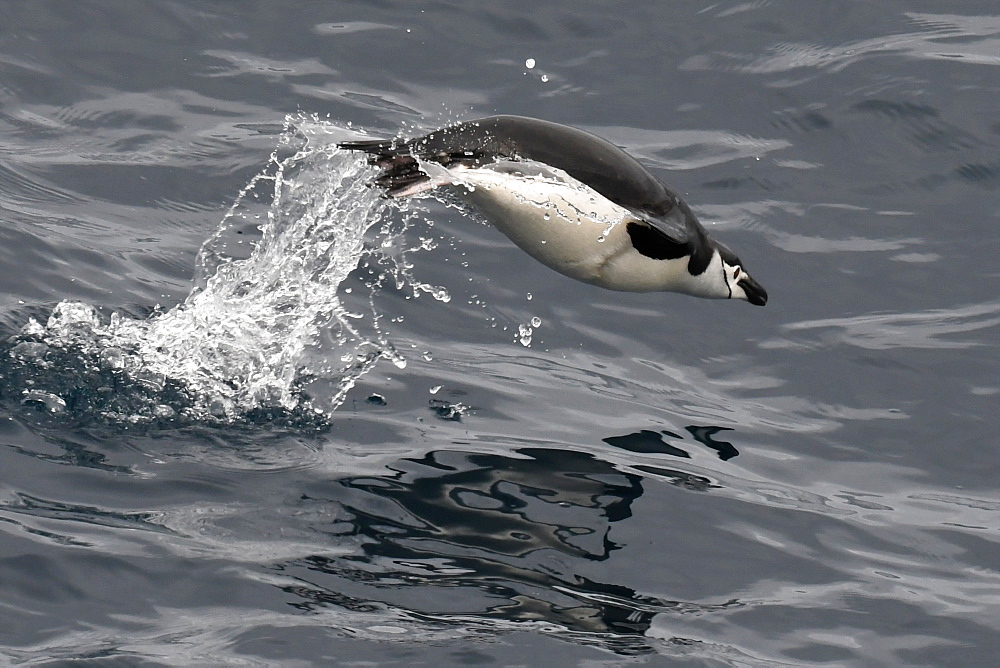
top-left (441, 163), bottom-right (639, 286)
top-left (436, 162), bottom-right (701, 292)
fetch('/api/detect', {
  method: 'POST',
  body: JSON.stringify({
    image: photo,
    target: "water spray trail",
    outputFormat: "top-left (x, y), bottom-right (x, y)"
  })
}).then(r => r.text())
top-left (3, 115), bottom-right (447, 427)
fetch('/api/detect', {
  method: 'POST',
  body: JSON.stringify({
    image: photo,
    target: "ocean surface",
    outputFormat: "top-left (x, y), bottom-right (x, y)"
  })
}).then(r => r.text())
top-left (2, 1), bottom-right (999, 665)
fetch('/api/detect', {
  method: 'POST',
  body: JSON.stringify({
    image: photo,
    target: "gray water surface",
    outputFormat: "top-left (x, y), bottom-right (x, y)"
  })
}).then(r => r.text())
top-left (2, 2), bottom-right (999, 665)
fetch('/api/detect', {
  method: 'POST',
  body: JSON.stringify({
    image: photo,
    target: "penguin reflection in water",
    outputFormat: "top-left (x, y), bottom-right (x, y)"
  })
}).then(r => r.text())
top-left (339, 115), bottom-right (767, 306)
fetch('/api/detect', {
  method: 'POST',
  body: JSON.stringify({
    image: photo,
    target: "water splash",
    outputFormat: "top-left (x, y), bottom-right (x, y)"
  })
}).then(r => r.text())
top-left (2, 114), bottom-right (448, 428)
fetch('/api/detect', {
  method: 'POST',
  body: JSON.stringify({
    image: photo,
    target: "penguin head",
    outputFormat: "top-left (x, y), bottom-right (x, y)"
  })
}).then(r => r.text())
top-left (715, 244), bottom-right (767, 306)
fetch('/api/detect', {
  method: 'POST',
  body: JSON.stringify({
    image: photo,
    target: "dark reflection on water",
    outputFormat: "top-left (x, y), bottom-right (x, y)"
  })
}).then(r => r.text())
top-left (686, 425), bottom-right (739, 461)
top-left (604, 429), bottom-right (692, 458)
top-left (604, 425), bottom-right (739, 460)
top-left (285, 447), bottom-right (742, 654)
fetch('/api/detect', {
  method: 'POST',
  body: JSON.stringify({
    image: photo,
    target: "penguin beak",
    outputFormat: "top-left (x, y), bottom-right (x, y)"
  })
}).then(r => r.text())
top-left (739, 276), bottom-right (768, 306)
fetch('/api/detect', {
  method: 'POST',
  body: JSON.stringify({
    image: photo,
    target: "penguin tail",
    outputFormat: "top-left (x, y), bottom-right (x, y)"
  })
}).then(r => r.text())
top-left (339, 138), bottom-right (443, 198)
top-left (338, 138), bottom-right (399, 156)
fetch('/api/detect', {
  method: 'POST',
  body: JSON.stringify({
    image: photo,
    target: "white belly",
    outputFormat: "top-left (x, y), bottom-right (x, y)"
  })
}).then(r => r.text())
top-left (437, 162), bottom-right (693, 292)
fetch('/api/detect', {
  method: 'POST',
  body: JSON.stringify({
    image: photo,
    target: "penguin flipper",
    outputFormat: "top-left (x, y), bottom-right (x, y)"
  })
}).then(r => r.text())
top-left (625, 221), bottom-right (692, 260)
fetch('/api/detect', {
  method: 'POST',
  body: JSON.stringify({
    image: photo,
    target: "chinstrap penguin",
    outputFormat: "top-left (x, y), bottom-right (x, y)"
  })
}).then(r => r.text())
top-left (339, 115), bottom-right (767, 306)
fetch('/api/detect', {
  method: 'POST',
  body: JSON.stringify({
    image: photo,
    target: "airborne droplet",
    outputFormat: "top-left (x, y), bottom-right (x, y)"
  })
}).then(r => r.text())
top-left (517, 324), bottom-right (533, 347)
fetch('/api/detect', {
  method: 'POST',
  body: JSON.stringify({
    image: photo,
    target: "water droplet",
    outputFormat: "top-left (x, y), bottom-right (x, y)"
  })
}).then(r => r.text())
top-left (530, 317), bottom-right (541, 328)
top-left (525, 58), bottom-right (536, 69)
top-left (517, 324), bottom-right (533, 347)
top-left (526, 293), bottom-right (533, 300)
top-left (429, 385), bottom-right (442, 395)
top-left (597, 235), bottom-right (606, 243)
top-left (540, 74), bottom-right (549, 83)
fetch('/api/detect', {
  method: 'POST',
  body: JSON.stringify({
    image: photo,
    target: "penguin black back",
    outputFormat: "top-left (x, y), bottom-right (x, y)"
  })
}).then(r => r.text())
top-left (342, 115), bottom-right (679, 219)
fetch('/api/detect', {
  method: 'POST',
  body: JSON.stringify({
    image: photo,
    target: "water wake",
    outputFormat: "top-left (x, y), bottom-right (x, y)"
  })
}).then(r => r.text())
top-left (3, 114), bottom-right (448, 428)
